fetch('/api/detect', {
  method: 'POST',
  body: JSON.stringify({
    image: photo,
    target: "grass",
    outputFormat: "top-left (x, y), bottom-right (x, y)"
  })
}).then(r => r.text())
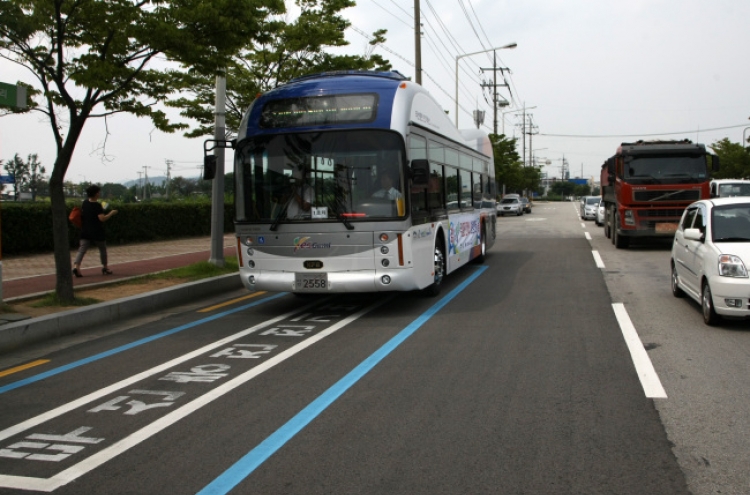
top-left (134, 258), bottom-right (239, 282)
top-left (31, 294), bottom-right (101, 308)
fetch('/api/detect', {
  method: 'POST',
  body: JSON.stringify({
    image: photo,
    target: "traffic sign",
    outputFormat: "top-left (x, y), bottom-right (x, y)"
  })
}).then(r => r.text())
top-left (0, 175), bottom-right (15, 184)
top-left (0, 82), bottom-right (27, 109)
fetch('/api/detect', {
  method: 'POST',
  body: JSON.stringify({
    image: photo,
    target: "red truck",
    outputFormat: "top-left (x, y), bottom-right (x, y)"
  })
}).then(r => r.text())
top-left (601, 139), bottom-right (719, 248)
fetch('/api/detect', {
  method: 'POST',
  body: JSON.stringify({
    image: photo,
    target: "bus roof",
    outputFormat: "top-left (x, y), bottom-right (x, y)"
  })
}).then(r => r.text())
top-left (237, 71), bottom-right (491, 158)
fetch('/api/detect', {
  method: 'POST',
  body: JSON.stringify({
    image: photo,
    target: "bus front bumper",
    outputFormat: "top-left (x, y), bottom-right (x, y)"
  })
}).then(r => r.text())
top-left (239, 269), bottom-right (423, 293)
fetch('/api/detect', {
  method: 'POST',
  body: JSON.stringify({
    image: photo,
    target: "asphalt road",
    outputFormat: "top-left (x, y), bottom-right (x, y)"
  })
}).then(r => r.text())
top-left (0, 203), bottom-right (747, 494)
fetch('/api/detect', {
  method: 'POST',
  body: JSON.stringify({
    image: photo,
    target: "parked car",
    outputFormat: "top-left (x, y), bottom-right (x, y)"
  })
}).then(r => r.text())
top-left (580, 196), bottom-right (600, 220)
top-left (497, 196), bottom-right (523, 216)
top-left (595, 198), bottom-right (605, 226)
top-left (520, 197), bottom-right (532, 214)
top-left (671, 198), bottom-right (750, 325)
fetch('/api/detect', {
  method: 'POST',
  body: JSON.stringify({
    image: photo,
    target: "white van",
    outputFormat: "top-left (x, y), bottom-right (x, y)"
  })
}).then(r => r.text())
top-left (710, 179), bottom-right (750, 198)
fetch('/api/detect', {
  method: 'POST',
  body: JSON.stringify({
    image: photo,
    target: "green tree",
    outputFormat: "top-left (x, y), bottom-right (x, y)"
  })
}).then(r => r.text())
top-left (550, 180), bottom-right (577, 198)
top-left (101, 182), bottom-right (129, 201)
top-left (0, 0), bottom-right (283, 302)
top-left (709, 138), bottom-right (750, 179)
top-left (1, 153), bottom-right (27, 200)
top-left (26, 153), bottom-right (45, 200)
top-left (490, 133), bottom-right (522, 195)
top-left (167, 0), bottom-right (391, 138)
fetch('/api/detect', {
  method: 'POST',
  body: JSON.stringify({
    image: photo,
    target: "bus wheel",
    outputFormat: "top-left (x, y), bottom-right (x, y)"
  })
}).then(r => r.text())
top-left (424, 242), bottom-right (445, 297)
top-left (473, 227), bottom-right (486, 264)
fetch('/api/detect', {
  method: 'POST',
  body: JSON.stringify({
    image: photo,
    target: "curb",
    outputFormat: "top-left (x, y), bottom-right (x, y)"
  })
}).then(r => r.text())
top-left (0, 273), bottom-right (243, 355)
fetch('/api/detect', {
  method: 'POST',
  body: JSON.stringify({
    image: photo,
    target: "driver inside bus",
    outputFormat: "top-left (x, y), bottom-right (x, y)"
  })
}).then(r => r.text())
top-left (372, 169), bottom-right (403, 200)
top-left (284, 180), bottom-right (313, 218)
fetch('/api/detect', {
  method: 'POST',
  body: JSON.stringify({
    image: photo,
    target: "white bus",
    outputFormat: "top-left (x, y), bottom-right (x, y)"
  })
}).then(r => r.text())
top-left (205, 71), bottom-right (497, 296)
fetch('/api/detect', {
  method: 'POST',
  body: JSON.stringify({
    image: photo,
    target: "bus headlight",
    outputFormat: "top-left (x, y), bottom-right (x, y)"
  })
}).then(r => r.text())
top-left (380, 246), bottom-right (389, 255)
top-left (248, 276), bottom-right (256, 285)
top-left (248, 260), bottom-right (255, 268)
top-left (381, 259), bottom-right (390, 267)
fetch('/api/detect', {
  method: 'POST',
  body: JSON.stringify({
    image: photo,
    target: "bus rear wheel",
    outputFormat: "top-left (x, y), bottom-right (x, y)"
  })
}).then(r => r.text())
top-left (424, 242), bottom-right (445, 297)
top-left (473, 226), bottom-right (486, 264)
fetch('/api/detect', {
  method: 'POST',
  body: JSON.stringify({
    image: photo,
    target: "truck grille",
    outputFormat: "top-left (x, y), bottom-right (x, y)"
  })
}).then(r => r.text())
top-left (633, 190), bottom-right (701, 202)
top-left (637, 209), bottom-right (686, 218)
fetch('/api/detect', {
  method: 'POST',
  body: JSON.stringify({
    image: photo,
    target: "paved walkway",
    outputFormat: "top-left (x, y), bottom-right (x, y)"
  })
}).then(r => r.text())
top-left (1, 235), bottom-right (237, 301)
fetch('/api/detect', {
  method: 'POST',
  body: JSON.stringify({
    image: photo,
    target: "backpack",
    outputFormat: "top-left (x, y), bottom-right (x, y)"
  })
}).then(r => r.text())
top-left (68, 206), bottom-right (82, 228)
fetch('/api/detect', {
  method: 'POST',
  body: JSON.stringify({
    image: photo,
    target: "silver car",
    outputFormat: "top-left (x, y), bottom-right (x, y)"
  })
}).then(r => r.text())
top-left (595, 199), bottom-right (605, 226)
top-left (581, 196), bottom-right (600, 220)
top-left (497, 197), bottom-right (523, 216)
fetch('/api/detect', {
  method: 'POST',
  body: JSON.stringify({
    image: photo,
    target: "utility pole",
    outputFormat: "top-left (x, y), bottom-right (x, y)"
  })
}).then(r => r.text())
top-left (414, 0), bottom-right (422, 84)
top-left (142, 166), bottom-right (151, 200)
top-left (209, 73), bottom-right (226, 267)
top-left (480, 59), bottom-right (511, 135)
top-left (165, 159), bottom-right (173, 198)
top-left (136, 171), bottom-right (143, 201)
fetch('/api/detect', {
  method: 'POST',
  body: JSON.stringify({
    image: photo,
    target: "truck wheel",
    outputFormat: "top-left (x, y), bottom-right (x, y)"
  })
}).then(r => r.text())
top-left (614, 215), bottom-right (629, 249)
top-left (604, 207), bottom-right (611, 238)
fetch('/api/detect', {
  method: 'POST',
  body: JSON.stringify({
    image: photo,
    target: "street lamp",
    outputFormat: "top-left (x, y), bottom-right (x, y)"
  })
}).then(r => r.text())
top-left (455, 42), bottom-right (517, 127)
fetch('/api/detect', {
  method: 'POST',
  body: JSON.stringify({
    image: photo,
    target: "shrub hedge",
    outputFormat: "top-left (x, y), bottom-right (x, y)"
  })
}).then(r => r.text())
top-left (0, 201), bottom-right (234, 255)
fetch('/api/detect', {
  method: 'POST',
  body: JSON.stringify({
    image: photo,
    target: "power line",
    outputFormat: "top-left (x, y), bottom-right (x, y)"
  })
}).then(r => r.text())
top-left (369, 0), bottom-right (412, 28)
top-left (467, 0), bottom-right (493, 48)
top-left (457, 0), bottom-right (489, 53)
top-left (539, 123), bottom-right (750, 138)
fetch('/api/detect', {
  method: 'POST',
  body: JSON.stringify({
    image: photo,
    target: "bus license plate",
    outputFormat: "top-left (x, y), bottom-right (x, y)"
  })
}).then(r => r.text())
top-left (295, 273), bottom-right (328, 291)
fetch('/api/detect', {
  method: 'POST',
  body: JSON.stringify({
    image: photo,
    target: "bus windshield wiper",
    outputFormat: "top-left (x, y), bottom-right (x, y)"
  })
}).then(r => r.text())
top-left (269, 192), bottom-right (294, 232)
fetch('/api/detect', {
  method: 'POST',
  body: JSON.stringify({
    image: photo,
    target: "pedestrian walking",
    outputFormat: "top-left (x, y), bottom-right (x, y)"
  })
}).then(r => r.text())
top-left (72, 185), bottom-right (118, 277)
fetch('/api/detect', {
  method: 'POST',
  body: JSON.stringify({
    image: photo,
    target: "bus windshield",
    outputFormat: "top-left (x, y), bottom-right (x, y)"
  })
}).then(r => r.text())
top-left (235, 130), bottom-right (406, 224)
top-left (623, 155), bottom-right (708, 184)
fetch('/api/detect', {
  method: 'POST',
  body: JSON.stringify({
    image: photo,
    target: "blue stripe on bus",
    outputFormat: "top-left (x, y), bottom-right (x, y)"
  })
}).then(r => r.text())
top-left (0, 293), bottom-right (288, 395)
top-left (196, 266), bottom-right (488, 495)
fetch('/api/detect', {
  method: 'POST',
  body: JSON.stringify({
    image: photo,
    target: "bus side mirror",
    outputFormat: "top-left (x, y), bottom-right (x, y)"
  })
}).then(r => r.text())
top-left (202, 138), bottom-right (235, 180)
top-left (203, 155), bottom-right (217, 180)
top-left (410, 159), bottom-right (429, 185)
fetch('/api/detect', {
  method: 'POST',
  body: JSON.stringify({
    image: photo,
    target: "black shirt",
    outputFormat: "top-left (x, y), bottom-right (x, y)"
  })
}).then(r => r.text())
top-left (80, 200), bottom-right (105, 241)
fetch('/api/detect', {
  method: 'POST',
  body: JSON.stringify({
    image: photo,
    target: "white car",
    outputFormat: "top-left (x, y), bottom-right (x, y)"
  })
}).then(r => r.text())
top-left (671, 198), bottom-right (750, 325)
top-left (595, 199), bottom-right (605, 226)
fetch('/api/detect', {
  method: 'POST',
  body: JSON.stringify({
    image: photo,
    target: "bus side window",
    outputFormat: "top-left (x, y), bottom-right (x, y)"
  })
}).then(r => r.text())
top-left (446, 166), bottom-right (459, 210)
top-left (428, 163), bottom-right (444, 209)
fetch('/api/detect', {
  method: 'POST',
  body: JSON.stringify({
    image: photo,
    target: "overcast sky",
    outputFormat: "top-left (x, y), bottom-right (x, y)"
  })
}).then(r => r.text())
top-left (1, 0), bottom-right (749, 185)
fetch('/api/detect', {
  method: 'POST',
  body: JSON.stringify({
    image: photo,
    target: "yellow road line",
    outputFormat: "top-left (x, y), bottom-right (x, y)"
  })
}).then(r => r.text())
top-left (0, 359), bottom-right (50, 378)
top-left (198, 292), bottom-right (267, 313)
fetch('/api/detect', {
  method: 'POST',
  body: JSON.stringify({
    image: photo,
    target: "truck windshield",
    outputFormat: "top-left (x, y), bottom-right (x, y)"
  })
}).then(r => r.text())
top-left (623, 155), bottom-right (707, 184)
top-left (234, 130), bottom-right (406, 224)
top-left (718, 183), bottom-right (750, 197)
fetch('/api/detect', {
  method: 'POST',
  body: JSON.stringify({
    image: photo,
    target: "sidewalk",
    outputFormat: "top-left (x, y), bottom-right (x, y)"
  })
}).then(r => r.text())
top-left (0, 235), bottom-right (242, 354)
top-left (2, 235), bottom-right (237, 301)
